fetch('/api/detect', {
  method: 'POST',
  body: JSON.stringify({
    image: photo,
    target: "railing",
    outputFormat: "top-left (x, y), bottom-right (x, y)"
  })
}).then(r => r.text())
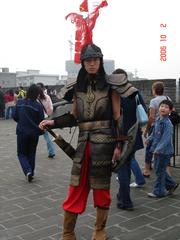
top-left (172, 123), bottom-right (180, 168)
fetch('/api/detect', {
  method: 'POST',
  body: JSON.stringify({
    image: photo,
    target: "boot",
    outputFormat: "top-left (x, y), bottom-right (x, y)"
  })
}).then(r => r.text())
top-left (60, 211), bottom-right (77, 240)
top-left (91, 207), bottom-right (109, 240)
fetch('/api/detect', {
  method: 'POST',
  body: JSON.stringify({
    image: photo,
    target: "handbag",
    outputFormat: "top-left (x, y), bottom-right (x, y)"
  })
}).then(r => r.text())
top-left (135, 94), bottom-right (148, 126)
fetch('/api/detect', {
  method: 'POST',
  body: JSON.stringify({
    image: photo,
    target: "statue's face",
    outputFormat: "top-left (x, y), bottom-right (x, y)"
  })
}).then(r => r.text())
top-left (83, 58), bottom-right (100, 74)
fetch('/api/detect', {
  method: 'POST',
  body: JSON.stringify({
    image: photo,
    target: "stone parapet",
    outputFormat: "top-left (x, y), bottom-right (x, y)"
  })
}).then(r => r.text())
top-left (130, 79), bottom-right (179, 112)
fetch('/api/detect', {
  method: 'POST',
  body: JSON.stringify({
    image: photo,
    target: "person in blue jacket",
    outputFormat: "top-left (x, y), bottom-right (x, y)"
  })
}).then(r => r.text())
top-left (114, 68), bottom-right (146, 210)
top-left (146, 99), bottom-right (178, 198)
top-left (13, 84), bottom-right (44, 182)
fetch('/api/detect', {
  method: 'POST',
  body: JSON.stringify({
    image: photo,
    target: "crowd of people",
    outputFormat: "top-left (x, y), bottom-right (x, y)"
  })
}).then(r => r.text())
top-left (0, 86), bottom-right (26, 119)
top-left (0, 43), bottom-right (179, 239)
top-left (0, 85), bottom-right (59, 120)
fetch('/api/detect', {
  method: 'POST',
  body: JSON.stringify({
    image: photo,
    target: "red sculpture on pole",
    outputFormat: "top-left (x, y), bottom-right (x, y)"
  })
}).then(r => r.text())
top-left (65, 0), bottom-right (108, 63)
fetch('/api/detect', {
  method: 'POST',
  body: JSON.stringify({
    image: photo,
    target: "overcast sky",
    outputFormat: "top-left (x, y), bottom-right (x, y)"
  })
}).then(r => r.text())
top-left (0, 0), bottom-right (180, 79)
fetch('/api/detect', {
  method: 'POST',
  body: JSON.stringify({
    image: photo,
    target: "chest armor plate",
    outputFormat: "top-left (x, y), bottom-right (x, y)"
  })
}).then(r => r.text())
top-left (75, 86), bottom-right (112, 122)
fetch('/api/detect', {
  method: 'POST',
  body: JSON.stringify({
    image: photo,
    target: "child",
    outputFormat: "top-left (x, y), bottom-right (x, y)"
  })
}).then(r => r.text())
top-left (145, 99), bottom-right (179, 198)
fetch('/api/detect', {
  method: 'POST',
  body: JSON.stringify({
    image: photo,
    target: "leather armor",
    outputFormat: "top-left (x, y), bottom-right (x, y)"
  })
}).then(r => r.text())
top-left (70, 84), bottom-right (116, 189)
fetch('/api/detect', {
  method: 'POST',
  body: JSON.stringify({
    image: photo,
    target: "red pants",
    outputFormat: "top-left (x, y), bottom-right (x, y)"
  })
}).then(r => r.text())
top-left (62, 142), bottom-right (111, 214)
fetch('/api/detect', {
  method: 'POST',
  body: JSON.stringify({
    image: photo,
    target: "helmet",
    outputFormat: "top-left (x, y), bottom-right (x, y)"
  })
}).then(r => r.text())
top-left (80, 44), bottom-right (103, 61)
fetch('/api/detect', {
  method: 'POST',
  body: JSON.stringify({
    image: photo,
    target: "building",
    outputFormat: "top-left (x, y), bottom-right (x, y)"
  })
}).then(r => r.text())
top-left (16, 69), bottom-right (59, 87)
top-left (0, 68), bottom-right (16, 88)
top-left (65, 60), bottom-right (145, 83)
top-left (0, 68), bottom-right (61, 88)
top-left (65, 59), bottom-right (115, 83)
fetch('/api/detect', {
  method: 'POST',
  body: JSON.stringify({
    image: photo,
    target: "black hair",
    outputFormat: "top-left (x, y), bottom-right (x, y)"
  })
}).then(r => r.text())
top-left (76, 58), bottom-right (107, 92)
top-left (9, 89), bottom-right (14, 96)
top-left (159, 99), bottom-right (173, 110)
top-left (26, 84), bottom-right (41, 101)
top-left (37, 82), bottom-right (44, 89)
top-left (36, 83), bottom-right (46, 100)
top-left (38, 88), bottom-right (46, 100)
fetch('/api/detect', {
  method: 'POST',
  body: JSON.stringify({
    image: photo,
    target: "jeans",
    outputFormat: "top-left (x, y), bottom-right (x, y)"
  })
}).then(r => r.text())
top-left (117, 160), bottom-right (133, 208)
top-left (5, 106), bottom-right (14, 119)
top-left (17, 134), bottom-right (39, 176)
top-left (153, 154), bottom-right (176, 197)
top-left (43, 131), bottom-right (55, 156)
top-left (131, 157), bottom-right (145, 185)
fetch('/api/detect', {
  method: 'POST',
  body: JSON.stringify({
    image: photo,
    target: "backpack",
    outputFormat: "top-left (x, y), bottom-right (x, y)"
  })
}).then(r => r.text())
top-left (169, 111), bottom-right (180, 125)
top-left (165, 96), bottom-right (180, 125)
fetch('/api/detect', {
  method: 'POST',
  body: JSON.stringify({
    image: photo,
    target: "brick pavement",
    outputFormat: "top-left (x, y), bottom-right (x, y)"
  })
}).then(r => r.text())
top-left (0, 119), bottom-right (180, 240)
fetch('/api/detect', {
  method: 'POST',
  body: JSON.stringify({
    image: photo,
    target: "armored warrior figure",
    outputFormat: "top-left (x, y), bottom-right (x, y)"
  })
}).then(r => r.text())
top-left (39, 44), bottom-right (137, 240)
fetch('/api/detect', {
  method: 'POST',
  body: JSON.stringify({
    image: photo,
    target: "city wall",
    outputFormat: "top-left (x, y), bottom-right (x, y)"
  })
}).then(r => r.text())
top-left (2, 79), bottom-right (180, 112)
top-left (130, 79), bottom-right (179, 112)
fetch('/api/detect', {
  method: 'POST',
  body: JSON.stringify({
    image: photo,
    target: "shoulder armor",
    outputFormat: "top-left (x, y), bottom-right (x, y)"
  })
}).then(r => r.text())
top-left (107, 74), bottom-right (138, 97)
top-left (107, 73), bottom-right (127, 86)
top-left (56, 80), bottom-right (77, 101)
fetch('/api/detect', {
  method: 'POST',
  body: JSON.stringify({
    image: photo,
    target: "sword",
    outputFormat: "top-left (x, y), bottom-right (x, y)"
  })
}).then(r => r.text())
top-left (45, 127), bottom-right (76, 159)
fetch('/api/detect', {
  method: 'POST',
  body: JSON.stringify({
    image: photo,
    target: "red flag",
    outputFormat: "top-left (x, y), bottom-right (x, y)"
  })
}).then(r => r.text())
top-left (79, 0), bottom-right (88, 12)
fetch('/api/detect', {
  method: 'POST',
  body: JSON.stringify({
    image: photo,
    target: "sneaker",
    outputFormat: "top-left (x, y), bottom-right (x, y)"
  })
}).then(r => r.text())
top-left (26, 172), bottom-right (33, 183)
top-left (147, 192), bottom-right (159, 198)
top-left (168, 183), bottom-right (179, 195)
top-left (130, 182), bottom-right (144, 188)
top-left (48, 154), bottom-right (55, 158)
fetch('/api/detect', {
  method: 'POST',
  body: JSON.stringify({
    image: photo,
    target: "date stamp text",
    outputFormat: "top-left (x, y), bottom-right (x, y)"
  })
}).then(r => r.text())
top-left (160, 23), bottom-right (167, 61)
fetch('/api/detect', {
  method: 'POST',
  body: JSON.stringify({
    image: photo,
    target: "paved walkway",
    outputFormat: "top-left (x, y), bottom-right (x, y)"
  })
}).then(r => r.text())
top-left (0, 119), bottom-right (180, 240)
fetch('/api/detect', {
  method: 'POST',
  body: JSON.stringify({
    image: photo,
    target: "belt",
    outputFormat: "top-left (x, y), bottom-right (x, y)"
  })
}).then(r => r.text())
top-left (79, 120), bottom-right (111, 131)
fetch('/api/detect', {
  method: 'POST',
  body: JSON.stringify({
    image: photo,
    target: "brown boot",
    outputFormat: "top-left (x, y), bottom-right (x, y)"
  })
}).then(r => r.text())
top-left (91, 207), bottom-right (109, 240)
top-left (60, 211), bottom-right (77, 240)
